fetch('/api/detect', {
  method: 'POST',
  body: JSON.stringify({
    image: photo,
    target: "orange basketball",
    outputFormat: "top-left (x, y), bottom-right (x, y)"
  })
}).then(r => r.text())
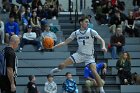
top-left (43, 36), bottom-right (54, 49)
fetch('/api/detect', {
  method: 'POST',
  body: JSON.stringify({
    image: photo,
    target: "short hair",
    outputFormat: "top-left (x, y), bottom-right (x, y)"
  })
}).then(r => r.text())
top-left (28, 75), bottom-right (35, 81)
top-left (79, 16), bottom-right (89, 23)
top-left (47, 74), bottom-right (53, 78)
top-left (65, 72), bottom-right (72, 76)
top-left (9, 14), bottom-right (14, 18)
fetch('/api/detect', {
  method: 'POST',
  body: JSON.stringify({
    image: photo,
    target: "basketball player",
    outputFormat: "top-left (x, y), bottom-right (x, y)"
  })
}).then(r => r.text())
top-left (50, 16), bottom-right (107, 93)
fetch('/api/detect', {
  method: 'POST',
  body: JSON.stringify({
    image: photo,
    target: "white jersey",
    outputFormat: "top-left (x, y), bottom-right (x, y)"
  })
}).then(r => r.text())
top-left (69, 28), bottom-right (99, 55)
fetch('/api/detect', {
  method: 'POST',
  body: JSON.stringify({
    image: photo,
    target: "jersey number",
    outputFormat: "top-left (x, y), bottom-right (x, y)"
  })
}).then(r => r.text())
top-left (83, 40), bottom-right (85, 45)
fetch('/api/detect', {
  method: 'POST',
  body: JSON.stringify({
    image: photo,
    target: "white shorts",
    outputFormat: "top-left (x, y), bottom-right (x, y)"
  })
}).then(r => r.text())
top-left (69, 52), bottom-right (96, 65)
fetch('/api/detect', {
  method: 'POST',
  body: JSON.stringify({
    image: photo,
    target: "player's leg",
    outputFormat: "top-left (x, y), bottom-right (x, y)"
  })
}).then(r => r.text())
top-left (50, 57), bottom-right (73, 74)
top-left (89, 63), bottom-right (105, 93)
top-left (50, 53), bottom-right (81, 74)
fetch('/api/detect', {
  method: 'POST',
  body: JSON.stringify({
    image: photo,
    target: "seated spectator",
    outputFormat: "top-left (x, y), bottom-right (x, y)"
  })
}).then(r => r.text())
top-left (116, 52), bottom-right (131, 85)
top-left (110, 27), bottom-right (125, 59)
top-left (44, 0), bottom-right (58, 19)
top-left (25, 75), bottom-right (40, 93)
top-left (88, 15), bottom-right (94, 29)
top-left (133, 0), bottom-right (140, 9)
top-left (84, 63), bottom-right (107, 93)
top-left (5, 15), bottom-right (20, 43)
top-left (32, 0), bottom-right (42, 10)
top-left (133, 7), bottom-right (140, 20)
top-left (30, 11), bottom-right (41, 37)
top-left (109, 10), bottom-right (125, 34)
top-left (37, 5), bottom-right (44, 20)
top-left (19, 25), bottom-right (42, 52)
top-left (21, 7), bottom-right (31, 32)
top-left (62, 72), bottom-right (78, 93)
top-left (10, 5), bottom-right (21, 24)
top-left (41, 24), bottom-right (57, 44)
top-left (44, 74), bottom-right (57, 93)
top-left (0, 17), bottom-right (5, 44)
top-left (125, 11), bottom-right (139, 37)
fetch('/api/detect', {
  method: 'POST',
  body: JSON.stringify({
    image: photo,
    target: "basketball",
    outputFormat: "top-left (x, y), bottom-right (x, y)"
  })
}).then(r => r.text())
top-left (42, 36), bottom-right (54, 49)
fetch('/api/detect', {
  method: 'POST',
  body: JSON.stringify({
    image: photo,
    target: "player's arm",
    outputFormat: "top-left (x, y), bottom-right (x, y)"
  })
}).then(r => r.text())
top-left (53, 31), bottom-right (76, 49)
top-left (96, 35), bottom-right (107, 52)
top-left (53, 38), bottom-right (73, 49)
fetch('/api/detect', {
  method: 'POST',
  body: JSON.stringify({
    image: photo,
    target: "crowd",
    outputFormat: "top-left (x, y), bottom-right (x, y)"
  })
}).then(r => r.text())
top-left (0, 0), bottom-right (59, 51)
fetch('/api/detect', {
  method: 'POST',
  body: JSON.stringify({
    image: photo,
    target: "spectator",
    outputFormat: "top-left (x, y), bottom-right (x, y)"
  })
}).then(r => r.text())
top-left (44, 74), bottom-right (57, 93)
top-left (21, 6), bottom-right (31, 32)
top-left (41, 24), bottom-right (57, 45)
top-left (25, 75), bottom-right (40, 93)
top-left (19, 25), bottom-right (42, 52)
top-left (32, 0), bottom-right (42, 10)
top-left (116, 52), bottom-right (131, 85)
top-left (87, 15), bottom-right (94, 29)
top-left (5, 15), bottom-right (20, 43)
top-left (10, 5), bottom-right (21, 24)
top-left (133, 7), bottom-right (140, 20)
top-left (0, 35), bottom-right (20, 93)
top-left (84, 63), bottom-right (107, 93)
top-left (125, 11), bottom-right (139, 37)
top-left (110, 27), bottom-right (125, 59)
top-left (37, 5), bottom-right (44, 20)
top-left (44, 0), bottom-right (58, 19)
top-left (24, 7), bottom-right (32, 24)
top-left (133, 0), bottom-right (140, 8)
top-left (30, 11), bottom-right (41, 37)
top-left (62, 72), bottom-right (78, 93)
top-left (0, 17), bottom-right (5, 44)
top-left (109, 10), bottom-right (125, 34)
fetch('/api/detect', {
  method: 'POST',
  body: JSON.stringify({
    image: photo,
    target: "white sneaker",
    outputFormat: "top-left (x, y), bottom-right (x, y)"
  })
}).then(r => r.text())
top-left (50, 68), bottom-right (61, 74)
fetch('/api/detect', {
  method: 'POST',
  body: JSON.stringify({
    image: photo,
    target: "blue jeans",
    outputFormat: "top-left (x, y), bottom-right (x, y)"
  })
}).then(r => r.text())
top-left (20, 38), bottom-right (41, 49)
top-left (111, 46), bottom-right (124, 59)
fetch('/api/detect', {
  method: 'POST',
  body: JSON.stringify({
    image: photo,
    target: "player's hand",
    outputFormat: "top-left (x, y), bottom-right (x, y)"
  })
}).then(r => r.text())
top-left (11, 84), bottom-right (16, 92)
top-left (102, 47), bottom-right (107, 52)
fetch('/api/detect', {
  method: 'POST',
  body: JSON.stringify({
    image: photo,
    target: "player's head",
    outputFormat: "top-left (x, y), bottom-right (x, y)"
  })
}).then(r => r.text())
top-left (79, 16), bottom-right (89, 29)
top-left (28, 75), bottom-right (36, 82)
top-left (65, 72), bottom-right (72, 79)
top-left (47, 74), bottom-right (54, 82)
top-left (9, 35), bottom-right (20, 49)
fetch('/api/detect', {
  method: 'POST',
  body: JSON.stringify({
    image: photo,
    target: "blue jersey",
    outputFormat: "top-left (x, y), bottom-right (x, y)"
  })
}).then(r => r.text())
top-left (84, 63), bottom-right (104, 79)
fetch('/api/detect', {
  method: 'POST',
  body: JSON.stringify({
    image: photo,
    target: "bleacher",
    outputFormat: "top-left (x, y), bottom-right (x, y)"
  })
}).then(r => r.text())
top-left (1, 11), bottom-right (139, 93)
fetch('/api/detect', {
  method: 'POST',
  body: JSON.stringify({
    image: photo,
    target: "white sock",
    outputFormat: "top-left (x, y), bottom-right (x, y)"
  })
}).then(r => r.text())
top-left (50, 68), bottom-right (62, 74)
top-left (100, 87), bottom-right (105, 93)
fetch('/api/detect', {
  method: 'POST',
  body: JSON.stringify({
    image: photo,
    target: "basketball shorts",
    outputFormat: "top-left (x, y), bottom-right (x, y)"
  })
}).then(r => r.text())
top-left (69, 52), bottom-right (96, 65)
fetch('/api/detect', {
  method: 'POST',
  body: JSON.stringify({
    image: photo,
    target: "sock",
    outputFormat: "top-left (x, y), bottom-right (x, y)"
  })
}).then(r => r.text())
top-left (50, 68), bottom-right (62, 74)
top-left (100, 87), bottom-right (105, 93)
